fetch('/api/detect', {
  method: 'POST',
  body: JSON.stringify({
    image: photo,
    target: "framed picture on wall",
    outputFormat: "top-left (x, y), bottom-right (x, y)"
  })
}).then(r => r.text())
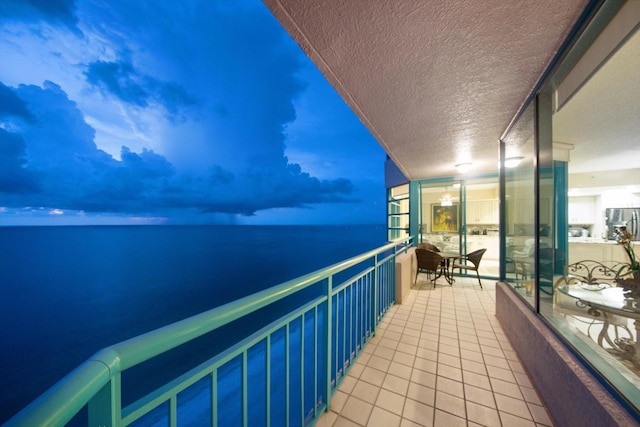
top-left (431, 204), bottom-right (459, 232)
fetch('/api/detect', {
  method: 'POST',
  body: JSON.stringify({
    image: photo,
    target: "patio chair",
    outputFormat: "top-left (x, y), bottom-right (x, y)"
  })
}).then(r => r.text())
top-left (417, 242), bottom-right (440, 252)
top-left (417, 243), bottom-right (447, 270)
top-left (453, 248), bottom-right (487, 288)
top-left (415, 248), bottom-right (444, 288)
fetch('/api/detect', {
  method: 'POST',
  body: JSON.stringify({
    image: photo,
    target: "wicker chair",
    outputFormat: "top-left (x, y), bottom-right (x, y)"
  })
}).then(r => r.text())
top-left (453, 248), bottom-right (487, 288)
top-left (415, 248), bottom-right (444, 288)
top-left (417, 243), bottom-right (447, 271)
top-left (417, 242), bottom-right (440, 252)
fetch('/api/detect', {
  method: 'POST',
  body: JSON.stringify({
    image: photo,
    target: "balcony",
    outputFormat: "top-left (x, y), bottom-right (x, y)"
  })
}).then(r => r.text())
top-left (4, 240), bottom-right (555, 426)
top-left (317, 277), bottom-right (554, 427)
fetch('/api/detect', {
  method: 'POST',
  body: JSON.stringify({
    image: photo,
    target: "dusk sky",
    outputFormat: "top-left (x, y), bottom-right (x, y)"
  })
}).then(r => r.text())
top-left (0, 0), bottom-right (387, 225)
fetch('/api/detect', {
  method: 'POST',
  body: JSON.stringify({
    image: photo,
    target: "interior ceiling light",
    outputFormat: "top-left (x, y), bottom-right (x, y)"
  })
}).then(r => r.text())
top-left (440, 188), bottom-right (453, 206)
top-left (455, 163), bottom-right (472, 174)
top-left (505, 156), bottom-right (524, 168)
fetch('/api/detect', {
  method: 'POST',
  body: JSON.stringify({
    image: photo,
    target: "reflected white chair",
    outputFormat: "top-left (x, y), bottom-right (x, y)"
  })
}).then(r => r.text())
top-left (553, 260), bottom-right (633, 352)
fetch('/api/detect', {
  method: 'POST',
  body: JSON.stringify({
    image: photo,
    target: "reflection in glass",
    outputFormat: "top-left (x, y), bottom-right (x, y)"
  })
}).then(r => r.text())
top-left (543, 20), bottom-right (640, 412)
top-left (503, 103), bottom-right (536, 306)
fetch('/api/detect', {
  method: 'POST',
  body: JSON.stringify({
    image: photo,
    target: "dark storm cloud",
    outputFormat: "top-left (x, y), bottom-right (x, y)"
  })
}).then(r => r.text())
top-left (85, 1), bottom-right (309, 171)
top-left (0, 1), bottom-right (378, 223)
top-left (16, 81), bottom-right (98, 162)
top-left (0, 82), bottom-right (36, 122)
top-left (0, 81), bottom-right (354, 216)
top-left (120, 147), bottom-right (174, 180)
top-left (0, 0), bottom-right (79, 32)
top-left (85, 59), bottom-right (197, 116)
top-left (0, 129), bottom-right (39, 193)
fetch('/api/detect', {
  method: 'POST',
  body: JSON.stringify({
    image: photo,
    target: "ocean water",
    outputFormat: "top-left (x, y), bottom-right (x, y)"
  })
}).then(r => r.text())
top-left (0, 224), bottom-right (386, 424)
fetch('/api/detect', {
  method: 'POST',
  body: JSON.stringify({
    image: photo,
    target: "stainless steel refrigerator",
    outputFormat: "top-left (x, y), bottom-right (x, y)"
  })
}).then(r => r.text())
top-left (606, 207), bottom-right (640, 241)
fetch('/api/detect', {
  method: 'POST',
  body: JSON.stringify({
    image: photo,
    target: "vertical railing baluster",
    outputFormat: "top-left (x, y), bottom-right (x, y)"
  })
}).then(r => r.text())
top-left (377, 259), bottom-right (381, 319)
top-left (385, 261), bottom-right (389, 309)
top-left (382, 262), bottom-right (387, 312)
top-left (313, 306), bottom-right (318, 421)
top-left (325, 276), bottom-right (333, 411)
top-left (242, 350), bottom-right (248, 427)
top-left (360, 277), bottom-right (364, 348)
top-left (169, 395), bottom-right (177, 427)
top-left (335, 291), bottom-right (339, 378)
top-left (374, 254), bottom-right (379, 330)
top-left (342, 288), bottom-right (346, 376)
top-left (285, 323), bottom-right (290, 427)
top-left (355, 278), bottom-right (360, 355)
top-left (388, 259), bottom-right (392, 306)
top-left (391, 258), bottom-right (395, 304)
top-left (365, 274), bottom-right (370, 338)
top-left (389, 260), bottom-right (393, 306)
top-left (383, 259), bottom-right (387, 315)
top-left (348, 284), bottom-right (353, 363)
top-left (381, 262), bottom-right (386, 313)
top-left (379, 263), bottom-right (383, 317)
top-left (266, 335), bottom-right (271, 427)
top-left (388, 262), bottom-right (391, 307)
top-left (87, 378), bottom-right (114, 427)
top-left (364, 275), bottom-right (368, 340)
top-left (300, 313), bottom-right (305, 427)
top-left (212, 370), bottom-right (218, 427)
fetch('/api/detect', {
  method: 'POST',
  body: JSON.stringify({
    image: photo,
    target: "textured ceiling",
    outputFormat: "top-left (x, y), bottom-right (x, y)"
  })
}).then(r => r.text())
top-left (264, 0), bottom-right (590, 180)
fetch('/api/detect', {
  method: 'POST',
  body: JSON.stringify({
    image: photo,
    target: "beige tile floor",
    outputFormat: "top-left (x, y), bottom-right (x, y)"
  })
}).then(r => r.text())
top-left (316, 276), bottom-right (554, 427)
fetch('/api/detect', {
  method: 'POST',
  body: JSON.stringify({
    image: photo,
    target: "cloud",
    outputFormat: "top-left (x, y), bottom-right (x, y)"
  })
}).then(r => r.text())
top-left (84, 59), bottom-right (197, 117)
top-left (0, 0), bottom-right (80, 32)
top-left (0, 82), bottom-right (36, 122)
top-left (0, 128), bottom-right (40, 193)
top-left (0, 81), bottom-right (355, 218)
top-left (76, 1), bottom-right (310, 172)
top-left (0, 1), bottom-right (384, 224)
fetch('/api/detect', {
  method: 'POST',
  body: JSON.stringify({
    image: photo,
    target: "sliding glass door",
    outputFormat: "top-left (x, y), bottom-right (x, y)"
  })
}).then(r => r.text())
top-left (418, 177), bottom-right (500, 279)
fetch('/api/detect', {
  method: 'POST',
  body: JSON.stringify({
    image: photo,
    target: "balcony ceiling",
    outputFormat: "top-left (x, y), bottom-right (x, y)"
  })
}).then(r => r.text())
top-left (264, 0), bottom-right (590, 181)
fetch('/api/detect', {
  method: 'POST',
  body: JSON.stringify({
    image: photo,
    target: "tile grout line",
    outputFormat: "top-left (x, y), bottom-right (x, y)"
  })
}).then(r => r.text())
top-left (322, 279), bottom-right (554, 427)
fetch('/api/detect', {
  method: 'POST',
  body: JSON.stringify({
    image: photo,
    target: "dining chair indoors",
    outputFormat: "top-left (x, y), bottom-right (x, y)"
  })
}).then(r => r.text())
top-left (415, 248), bottom-right (444, 288)
top-left (453, 248), bottom-right (487, 288)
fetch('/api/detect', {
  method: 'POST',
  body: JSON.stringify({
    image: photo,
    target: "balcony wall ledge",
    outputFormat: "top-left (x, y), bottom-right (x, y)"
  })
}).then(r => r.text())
top-left (495, 281), bottom-right (639, 427)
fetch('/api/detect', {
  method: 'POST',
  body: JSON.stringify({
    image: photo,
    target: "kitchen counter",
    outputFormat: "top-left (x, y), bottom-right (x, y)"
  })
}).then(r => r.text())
top-left (568, 240), bottom-right (629, 263)
top-left (567, 237), bottom-right (619, 244)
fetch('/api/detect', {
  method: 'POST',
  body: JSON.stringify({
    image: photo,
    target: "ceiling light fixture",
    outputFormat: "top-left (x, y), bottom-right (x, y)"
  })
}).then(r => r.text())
top-left (440, 188), bottom-right (453, 206)
top-left (455, 163), bottom-right (472, 174)
top-left (505, 156), bottom-right (524, 168)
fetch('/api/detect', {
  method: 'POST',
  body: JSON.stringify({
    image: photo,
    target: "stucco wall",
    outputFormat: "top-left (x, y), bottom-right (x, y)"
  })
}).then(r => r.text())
top-left (395, 247), bottom-right (416, 304)
top-left (495, 282), bottom-right (638, 426)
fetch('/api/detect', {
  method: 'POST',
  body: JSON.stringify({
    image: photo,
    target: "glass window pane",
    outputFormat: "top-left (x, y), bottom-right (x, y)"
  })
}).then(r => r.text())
top-left (419, 182), bottom-right (460, 252)
top-left (465, 178), bottom-right (500, 278)
top-left (542, 15), bottom-right (640, 413)
top-left (503, 103), bottom-right (536, 307)
top-left (388, 184), bottom-right (410, 241)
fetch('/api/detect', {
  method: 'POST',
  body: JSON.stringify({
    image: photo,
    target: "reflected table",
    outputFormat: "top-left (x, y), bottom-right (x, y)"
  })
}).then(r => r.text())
top-left (436, 251), bottom-right (460, 284)
top-left (558, 284), bottom-right (640, 363)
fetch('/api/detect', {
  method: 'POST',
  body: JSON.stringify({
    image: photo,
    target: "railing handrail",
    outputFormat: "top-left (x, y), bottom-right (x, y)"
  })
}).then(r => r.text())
top-left (5, 236), bottom-right (413, 427)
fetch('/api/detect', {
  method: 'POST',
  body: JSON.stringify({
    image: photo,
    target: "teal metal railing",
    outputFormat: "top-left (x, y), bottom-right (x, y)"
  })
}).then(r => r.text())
top-left (5, 237), bottom-right (413, 427)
